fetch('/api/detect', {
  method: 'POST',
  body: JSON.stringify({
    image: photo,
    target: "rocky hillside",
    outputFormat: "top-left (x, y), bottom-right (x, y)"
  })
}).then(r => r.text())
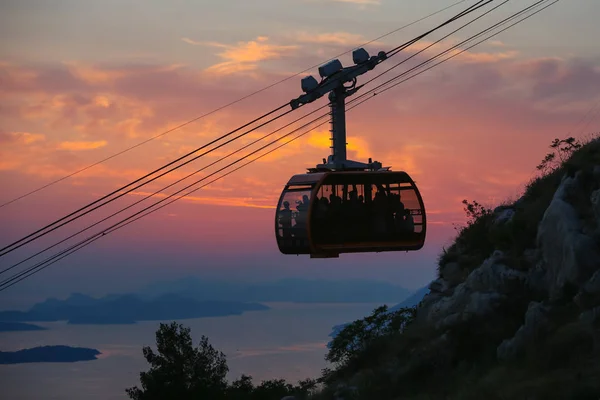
top-left (309, 136), bottom-right (600, 400)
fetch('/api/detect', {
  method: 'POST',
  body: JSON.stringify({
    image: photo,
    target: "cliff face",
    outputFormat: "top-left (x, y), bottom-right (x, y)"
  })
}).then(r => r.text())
top-left (424, 167), bottom-right (600, 357)
top-left (317, 137), bottom-right (600, 400)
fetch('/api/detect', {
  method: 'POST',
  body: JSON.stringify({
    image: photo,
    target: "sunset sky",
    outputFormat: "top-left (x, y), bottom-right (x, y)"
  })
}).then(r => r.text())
top-left (1, 0), bottom-right (599, 307)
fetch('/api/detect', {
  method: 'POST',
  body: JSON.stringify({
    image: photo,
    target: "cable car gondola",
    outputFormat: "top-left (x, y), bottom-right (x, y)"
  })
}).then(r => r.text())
top-left (274, 48), bottom-right (427, 258)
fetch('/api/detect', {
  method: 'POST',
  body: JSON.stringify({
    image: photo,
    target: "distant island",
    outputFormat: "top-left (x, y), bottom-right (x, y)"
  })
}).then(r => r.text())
top-left (0, 293), bottom-right (270, 325)
top-left (139, 277), bottom-right (412, 303)
top-left (0, 345), bottom-right (100, 364)
top-left (0, 321), bottom-right (47, 332)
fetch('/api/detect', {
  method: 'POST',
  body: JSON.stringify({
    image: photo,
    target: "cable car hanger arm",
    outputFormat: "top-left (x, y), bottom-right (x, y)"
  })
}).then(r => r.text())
top-left (289, 49), bottom-right (387, 110)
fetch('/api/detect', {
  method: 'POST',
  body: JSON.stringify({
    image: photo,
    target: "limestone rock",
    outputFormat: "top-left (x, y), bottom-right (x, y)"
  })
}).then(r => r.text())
top-left (591, 189), bottom-right (600, 222)
top-left (333, 384), bottom-right (358, 400)
top-left (464, 291), bottom-right (506, 316)
top-left (579, 305), bottom-right (600, 326)
top-left (428, 278), bottom-right (447, 293)
top-left (583, 270), bottom-right (600, 297)
top-left (497, 301), bottom-right (552, 362)
top-left (428, 278), bottom-right (453, 296)
top-left (494, 207), bottom-right (515, 225)
top-left (574, 270), bottom-right (600, 309)
top-left (440, 262), bottom-right (463, 287)
top-left (537, 175), bottom-right (600, 299)
top-left (526, 262), bottom-right (548, 299)
top-left (424, 251), bottom-right (528, 330)
top-left (418, 291), bottom-right (443, 311)
top-left (464, 251), bottom-right (527, 295)
top-left (426, 282), bottom-right (471, 329)
top-left (523, 248), bottom-right (539, 265)
top-left (416, 291), bottom-right (445, 323)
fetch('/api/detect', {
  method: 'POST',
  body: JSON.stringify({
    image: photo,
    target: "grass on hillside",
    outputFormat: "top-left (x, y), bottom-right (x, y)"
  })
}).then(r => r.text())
top-left (437, 134), bottom-right (600, 277)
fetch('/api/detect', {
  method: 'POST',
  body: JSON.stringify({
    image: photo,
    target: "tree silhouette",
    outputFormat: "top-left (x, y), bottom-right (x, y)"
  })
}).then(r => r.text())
top-left (126, 322), bottom-right (318, 399)
top-left (126, 322), bottom-right (228, 400)
top-left (326, 305), bottom-right (416, 366)
top-left (536, 136), bottom-right (582, 174)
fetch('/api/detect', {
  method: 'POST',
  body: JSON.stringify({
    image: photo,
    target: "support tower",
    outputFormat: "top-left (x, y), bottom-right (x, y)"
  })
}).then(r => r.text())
top-left (289, 48), bottom-right (389, 172)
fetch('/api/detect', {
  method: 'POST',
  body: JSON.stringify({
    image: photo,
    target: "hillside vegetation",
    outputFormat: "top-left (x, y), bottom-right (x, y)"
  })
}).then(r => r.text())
top-left (314, 135), bottom-right (600, 400)
top-left (126, 135), bottom-right (600, 400)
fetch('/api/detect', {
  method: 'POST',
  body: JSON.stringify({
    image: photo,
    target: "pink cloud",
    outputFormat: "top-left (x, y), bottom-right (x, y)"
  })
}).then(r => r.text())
top-left (512, 57), bottom-right (600, 102)
top-left (2, 47), bottom-right (598, 249)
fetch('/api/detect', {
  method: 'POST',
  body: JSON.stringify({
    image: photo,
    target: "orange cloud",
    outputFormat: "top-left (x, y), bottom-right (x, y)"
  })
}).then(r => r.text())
top-left (129, 190), bottom-right (274, 209)
top-left (16, 89), bottom-right (155, 139)
top-left (58, 140), bottom-right (108, 151)
top-left (457, 50), bottom-right (518, 64)
top-left (205, 62), bottom-right (258, 76)
top-left (181, 37), bottom-right (202, 46)
top-left (306, 130), bottom-right (331, 149)
top-left (0, 160), bottom-right (21, 171)
top-left (0, 62), bottom-right (38, 87)
top-left (200, 36), bottom-right (298, 75)
top-left (7, 132), bottom-right (46, 145)
top-left (64, 62), bottom-right (126, 85)
top-left (489, 40), bottom-right (506, 47)
top-left (380, 144), bottom-right (425, 176)
top-left (294, 31), bottom-right (370, 46)
top-left (305, 129), bottom-right (373, 161)
top-left (249, 135), bottom-right (307, 163)
top-left (94, 95), bottom-right (112, 108)
top-left (0, 137), bottom-right (152, 181)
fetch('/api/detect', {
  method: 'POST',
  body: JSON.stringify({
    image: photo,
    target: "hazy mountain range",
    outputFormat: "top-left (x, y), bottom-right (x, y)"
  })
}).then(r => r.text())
top-left (0, 293), bottom-right (269, 324)
top-left (0, 321), bottom-right (47, 332)
top-left (0, 346), bottom-right (100, 364)
top-left (139, 277), bottom-right (412, 303)
top-left (0, 278), bottom-right (413, 326)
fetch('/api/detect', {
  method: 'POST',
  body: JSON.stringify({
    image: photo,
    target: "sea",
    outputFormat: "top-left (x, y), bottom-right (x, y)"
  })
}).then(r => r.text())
top-left (0, 302), bottom-right (383, 400)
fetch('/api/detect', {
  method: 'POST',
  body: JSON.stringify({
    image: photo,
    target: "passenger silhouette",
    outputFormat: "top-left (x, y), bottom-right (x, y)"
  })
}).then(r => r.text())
top-left (373, 188), bottom-right (388, 235)
top-left (279, 201), bottom-right (293, 238)
top-left (294, 194), bottom-right (310, 236)
top-left (396, 193), bottom-right (405, 215)
top-left (404, 209), bottom-right (415, 233)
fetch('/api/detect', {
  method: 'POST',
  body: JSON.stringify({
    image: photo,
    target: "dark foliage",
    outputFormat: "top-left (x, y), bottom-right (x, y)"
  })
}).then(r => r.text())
top-left (326, 305), bottom-right (416, 367)
top-left (126, 322), bottom-right (316, 400)
top-left (126, 322), bottom-right (229, 400)
top-left (438, 199), bottom-right (495, 273)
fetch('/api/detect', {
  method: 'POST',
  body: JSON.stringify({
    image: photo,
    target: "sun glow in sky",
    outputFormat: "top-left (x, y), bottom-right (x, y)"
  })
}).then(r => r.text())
top-left (1, 0), bottom-right (599, 306)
